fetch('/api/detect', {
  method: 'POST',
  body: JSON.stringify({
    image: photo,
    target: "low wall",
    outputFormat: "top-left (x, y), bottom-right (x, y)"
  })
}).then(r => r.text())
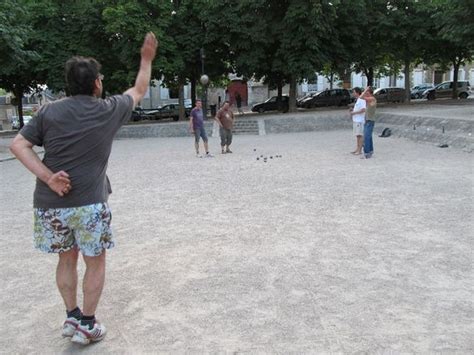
top-left (375, 113), bottom-right (472, 152)
top-left (116, 122), bottom-right (213, 139)
top-left (109, 112), bottom-right (474, 152)
top-left (264, 113), bottom-right (351, 134)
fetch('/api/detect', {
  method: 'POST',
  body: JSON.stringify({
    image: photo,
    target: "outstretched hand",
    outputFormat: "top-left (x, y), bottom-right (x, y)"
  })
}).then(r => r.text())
top-left (47, 171), bottom-right (71, 197)
top-left (141, 32), bottom-right (158, 62)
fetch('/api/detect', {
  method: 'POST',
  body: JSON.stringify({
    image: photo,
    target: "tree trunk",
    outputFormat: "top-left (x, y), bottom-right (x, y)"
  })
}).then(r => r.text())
top-left (364, 67), bottom-right (374, 87)
top-left (178, 79), bottom-right (185, 121)
top-left (329, 72), bottom-right (334, 89)
top-left (289, 76), bottom-right (297, 113)
top-left (277, 82), bottom-right (283, 111)
top-left (452, 59), bottom-right (460, 99)
top-left (15, 86), bottom-right (24, 128)
top-left (190, 76), bottom-right (196, 108)
top-left (404, 59), bottom-right (411, 103)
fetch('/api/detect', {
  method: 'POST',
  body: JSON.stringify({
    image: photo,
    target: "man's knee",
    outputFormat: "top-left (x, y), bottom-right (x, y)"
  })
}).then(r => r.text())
top-left (83, 250), bottom-right (106, 268)
top-left (59, 247), bottom-right (79, 263)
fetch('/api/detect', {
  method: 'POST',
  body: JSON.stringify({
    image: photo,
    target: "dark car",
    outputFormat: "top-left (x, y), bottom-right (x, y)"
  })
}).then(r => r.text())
top-left (131, 107), bottom-right (160, 121)
top-left (423, 81), bottom-right (471, 100)
top-left (299, 89), bottom-right (351, 108)
top-left (373, 87), bottom-right (406, 103)
top-left (296, 92), bottom-right (319, 107)
top-left (156, 104), bottom-right (191, 121)
top-left (410, 83), bottom-right (434, 99)
top-left (252, 95), bottom-right (289, 113)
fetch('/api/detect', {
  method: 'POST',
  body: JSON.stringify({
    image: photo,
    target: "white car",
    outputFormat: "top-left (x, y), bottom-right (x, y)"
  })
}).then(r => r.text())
top-left (10, 115), bottom-right (33, 130)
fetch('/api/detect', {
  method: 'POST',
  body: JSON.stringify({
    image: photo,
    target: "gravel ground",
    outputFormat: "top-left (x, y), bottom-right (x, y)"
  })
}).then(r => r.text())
top-left (0, 131), bottom-right (472, 353)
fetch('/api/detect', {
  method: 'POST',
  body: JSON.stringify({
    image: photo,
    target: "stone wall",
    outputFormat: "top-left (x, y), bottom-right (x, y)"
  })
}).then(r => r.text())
top-left (114, 112), bottom-right (473, 152)
top-left (116, 121), bottom-right (214, 139)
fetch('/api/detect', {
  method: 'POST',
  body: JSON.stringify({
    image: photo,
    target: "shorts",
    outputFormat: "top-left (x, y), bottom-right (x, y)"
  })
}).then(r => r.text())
top-left (33, 202), bottom-right (114, 256)
top-left (353, 122), bottom-right (364, 136)
top-left (194, 127), bottom-right (208, 143)
top-left (220, 127), bottom-right (233, 146)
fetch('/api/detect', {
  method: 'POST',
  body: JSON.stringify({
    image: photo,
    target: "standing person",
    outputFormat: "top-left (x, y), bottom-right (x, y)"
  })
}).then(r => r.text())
top-left (360, 86), bottom-right (377, 159)
top-left (235, 93), bottom-right (243, 115)
top-left (9, 33), bottom-right (158, 345)
top-left (349, 87), bottom-right (366, 155)
top-left (215, 100), bottom-right (235, 154)
top-left (189, 99), bottom-right (212, 158)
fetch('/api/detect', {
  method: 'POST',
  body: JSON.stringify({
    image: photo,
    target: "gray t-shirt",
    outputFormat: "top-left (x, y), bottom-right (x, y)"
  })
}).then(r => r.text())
top-left (20, 94), bottom-right (133, 208)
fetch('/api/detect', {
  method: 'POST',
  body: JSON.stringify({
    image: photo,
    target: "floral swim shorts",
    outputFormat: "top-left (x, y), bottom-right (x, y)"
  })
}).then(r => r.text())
top-left (33, 202), bottom-right (114, 257)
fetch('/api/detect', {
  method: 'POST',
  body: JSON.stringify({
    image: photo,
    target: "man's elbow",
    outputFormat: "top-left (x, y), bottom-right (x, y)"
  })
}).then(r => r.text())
top-left (10, 135), bottom-right (31, 157)
top-left (9, 138), bottom-right (21, 157)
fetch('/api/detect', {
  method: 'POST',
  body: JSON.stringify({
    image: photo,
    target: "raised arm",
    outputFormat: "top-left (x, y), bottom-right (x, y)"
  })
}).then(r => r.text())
top-left (124, 32), bottom-right (158, 107)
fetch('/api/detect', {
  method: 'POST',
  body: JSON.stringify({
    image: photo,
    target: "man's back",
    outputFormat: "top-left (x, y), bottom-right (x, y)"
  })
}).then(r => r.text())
top-left (21, 94), bottom-right (133, 208)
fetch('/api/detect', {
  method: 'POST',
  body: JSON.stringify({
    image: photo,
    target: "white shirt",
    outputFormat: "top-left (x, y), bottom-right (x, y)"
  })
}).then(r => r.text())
top-left (352, 98), bottom-right (366, 123)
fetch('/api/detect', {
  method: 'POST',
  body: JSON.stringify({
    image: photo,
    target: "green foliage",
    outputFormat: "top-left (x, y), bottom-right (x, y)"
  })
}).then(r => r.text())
top-left (1, 0), bottom-right (472, 111)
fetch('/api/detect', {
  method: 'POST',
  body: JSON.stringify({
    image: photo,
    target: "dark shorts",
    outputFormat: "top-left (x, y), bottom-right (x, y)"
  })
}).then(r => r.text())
top-left (194, 127), bottom-right (208, 143)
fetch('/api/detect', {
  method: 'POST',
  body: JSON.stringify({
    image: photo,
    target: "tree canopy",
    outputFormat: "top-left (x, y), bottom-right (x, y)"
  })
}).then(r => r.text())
top-left (1, 0), bottom-right (473, 120)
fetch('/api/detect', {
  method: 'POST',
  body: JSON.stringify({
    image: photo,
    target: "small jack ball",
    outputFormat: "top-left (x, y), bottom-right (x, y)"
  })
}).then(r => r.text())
top-left (254, 149), bottom-right (257, 151)
top-left (270, 156), bottom-right (273, 159)
top-left (257, 157), bottom-right (259, 160)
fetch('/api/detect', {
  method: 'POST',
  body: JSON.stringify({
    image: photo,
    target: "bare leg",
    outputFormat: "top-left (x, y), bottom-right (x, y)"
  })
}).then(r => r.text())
top-left (56, 247), bottom-right (79, 311)
top-left (204, 141), bottom-right (209, 154)
top-left (194, 142), bottom-right (199, 154)
top-left (82, 251), bottom-right (106, 316)
top-left (356, 135), bottom-right (364, 154)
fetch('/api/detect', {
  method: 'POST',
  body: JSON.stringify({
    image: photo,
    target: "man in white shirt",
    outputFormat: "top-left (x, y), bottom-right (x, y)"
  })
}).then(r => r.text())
top-left (349, 87), bottom-right (366, 155)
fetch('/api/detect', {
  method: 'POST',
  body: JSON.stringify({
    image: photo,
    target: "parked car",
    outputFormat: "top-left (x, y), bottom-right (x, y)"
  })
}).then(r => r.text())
top-left (296, 92), bottom-right (318, 107)
top-left (297, 92), bottom-right (319, 107)
top-left (11, 115), bottom-right (33, 129)
top-left (373, 87), bottom-right (406, 103)
top-left (156, 104), bottom-right (191, 121)
top-left (252, 95), bottom-right (289, 113)
top-left (423, 81), bottom-right (471, 100)
top-left (410, 83), bottom-right (434, 99)
top-left (131, 107), bottom-right (161, 121)
top-left (299, 89), bottom-right (351, 108)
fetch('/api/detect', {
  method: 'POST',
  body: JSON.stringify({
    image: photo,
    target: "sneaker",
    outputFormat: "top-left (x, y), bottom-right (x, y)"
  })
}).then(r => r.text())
top-left (226, 149), bottom-right (233, 154)
top-left (62, 317), bottom-right (80, 338)
top-left (205, 153), bottom-right (214, 158)
top-left (71, 322), bottom-right (107, 345)
top-left (196, 153), bottom-right (203, 158)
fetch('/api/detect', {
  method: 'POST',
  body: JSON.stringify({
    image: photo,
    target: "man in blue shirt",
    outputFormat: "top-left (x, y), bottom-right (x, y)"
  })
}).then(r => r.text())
top-left (189, 99), bottom-right (213, 157)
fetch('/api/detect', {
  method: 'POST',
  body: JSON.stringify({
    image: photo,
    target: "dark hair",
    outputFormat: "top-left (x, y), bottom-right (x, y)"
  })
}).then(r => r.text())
top-left (352, 87), bottom-right (362, 95)
top-left (65, 56), bottom-right (101, 96)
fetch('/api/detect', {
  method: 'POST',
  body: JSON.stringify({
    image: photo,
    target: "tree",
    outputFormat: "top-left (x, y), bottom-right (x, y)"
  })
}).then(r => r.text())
top-left (212, 0), bottom-right (336, 112)
top-left (383, 1), bottom-right (433, 102)
top-left (429, 0), bottom-right (474, 98)
top-left (334, 0), bottom-right (390, 88)
top-left (0, 0), bottom-right (41, 128)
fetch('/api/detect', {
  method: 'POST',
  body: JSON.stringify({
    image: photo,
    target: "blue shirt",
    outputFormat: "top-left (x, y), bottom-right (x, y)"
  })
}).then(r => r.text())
top-left (190, 108), bottom-right (204, 129)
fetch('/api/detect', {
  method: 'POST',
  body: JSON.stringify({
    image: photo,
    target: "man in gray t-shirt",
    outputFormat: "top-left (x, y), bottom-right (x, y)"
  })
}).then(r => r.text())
top-left (10, 33), bottom-right (158, 345)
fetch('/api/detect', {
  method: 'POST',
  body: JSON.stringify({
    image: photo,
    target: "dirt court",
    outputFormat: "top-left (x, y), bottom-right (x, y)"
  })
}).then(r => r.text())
top-left (0, 131), bottom-right (472, 354)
